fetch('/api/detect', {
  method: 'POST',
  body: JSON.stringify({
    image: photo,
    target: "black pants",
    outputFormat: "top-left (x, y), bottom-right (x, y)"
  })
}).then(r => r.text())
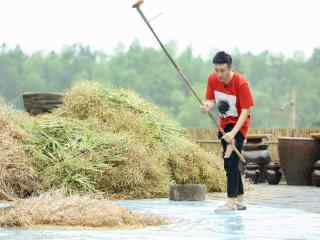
top-left (218, 124), bottom-right (245, 198)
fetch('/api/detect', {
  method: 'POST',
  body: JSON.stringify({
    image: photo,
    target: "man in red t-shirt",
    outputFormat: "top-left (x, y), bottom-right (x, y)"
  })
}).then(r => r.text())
top-left (201, 51), bottom-right (254, 212)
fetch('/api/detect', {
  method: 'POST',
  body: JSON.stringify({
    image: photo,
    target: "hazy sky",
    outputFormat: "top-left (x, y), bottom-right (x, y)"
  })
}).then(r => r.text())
top-left (1, 0), bottom-right (319, 57)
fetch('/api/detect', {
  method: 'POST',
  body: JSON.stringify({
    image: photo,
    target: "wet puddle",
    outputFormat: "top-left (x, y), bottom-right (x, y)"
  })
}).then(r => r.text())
top-left (1, 199), bottom-right (319, 240)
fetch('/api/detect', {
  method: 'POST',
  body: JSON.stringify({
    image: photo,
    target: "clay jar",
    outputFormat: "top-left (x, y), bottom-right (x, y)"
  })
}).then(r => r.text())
top-left (242, 143), bottom-right (272, 166)
top-left (312, 160), bottom-right (320, 187)
top-left (23, 92), bottom-right (64, 115)
top-left (278, 137), bottom-right (320, 185)
top-left (244, 163), bottom-right (260, 184)
top-left (242, 141), bottom-right (271, 184)
top-left (265, 162), bottom-right (282, 185)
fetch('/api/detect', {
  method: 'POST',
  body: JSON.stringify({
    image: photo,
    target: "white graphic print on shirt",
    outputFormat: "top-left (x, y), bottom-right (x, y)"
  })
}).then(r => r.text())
top-left (214, 90), bottom-right (238, 117)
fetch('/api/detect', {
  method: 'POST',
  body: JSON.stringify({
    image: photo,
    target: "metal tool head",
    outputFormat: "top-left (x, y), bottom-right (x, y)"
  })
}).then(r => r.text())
top-left (132, 0), bottom-right (144, 8)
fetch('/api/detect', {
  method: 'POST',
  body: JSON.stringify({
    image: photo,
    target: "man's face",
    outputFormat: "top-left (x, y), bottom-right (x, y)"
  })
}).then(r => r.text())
top-left (214, 64), bottom-right (231, 83)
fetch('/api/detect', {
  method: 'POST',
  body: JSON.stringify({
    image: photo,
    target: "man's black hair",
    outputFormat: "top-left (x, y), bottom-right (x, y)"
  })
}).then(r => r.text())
top-left (212, 51), bottom-right (232, 67)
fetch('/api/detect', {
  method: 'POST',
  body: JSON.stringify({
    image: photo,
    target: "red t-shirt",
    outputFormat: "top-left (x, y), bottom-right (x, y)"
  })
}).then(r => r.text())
top-left (205, 72), bottom-right (254, 137)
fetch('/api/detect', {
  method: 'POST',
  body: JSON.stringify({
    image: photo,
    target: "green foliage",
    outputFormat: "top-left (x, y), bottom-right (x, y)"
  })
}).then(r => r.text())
top-left (26, 117), bottom-right (114, 193)
top-left (1, 42), bottom-right (320, 128)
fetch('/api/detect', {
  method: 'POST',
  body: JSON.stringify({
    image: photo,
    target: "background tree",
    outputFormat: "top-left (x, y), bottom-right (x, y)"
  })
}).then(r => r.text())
top-left (0, 42), bottom-right (319, 128)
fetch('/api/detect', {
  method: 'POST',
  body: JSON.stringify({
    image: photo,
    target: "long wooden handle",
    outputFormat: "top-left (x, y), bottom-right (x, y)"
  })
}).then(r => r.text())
top-left (133, 2), bottom-right (246, 163)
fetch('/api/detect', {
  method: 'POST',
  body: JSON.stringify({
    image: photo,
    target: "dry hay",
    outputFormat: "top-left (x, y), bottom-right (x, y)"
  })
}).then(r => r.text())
top-left (1, 81), bottom-right (226, 199)
top-left (56, 81), bottom-right (187, 149)
top-left (53, 81), bottom-right (226, 196)
top-left (0, 191), bottom-right (167, 228)
top-left (167, 136), bottom-right (226, 192)
top-left (0, 99), bottom-right (39, 200)
top-left (23, 116), bottom-right (169, 198)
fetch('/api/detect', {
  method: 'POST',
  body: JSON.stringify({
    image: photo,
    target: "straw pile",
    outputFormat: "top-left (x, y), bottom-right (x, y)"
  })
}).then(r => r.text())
top-left (0, 191), bottom-right (167, 228)
top-left (0, 82), bottom-right (227, 229)
top-left (22, 116), bottom-right (169, 198)
top-left (0, 81), bottom-right (226, 199)
top-left (52, 81), bottom-right (226, 197)
top-left (0, 99), bottom-right (39, 199)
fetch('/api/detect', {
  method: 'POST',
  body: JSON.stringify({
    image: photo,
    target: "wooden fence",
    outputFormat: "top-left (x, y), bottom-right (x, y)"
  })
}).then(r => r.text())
top-left (186, 128), bottom-right (320, 161)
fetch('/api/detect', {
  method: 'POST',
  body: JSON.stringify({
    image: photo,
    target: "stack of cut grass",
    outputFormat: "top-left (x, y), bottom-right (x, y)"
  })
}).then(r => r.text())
top-left (22, 116), bottom-right (169, 198)
top-left (0, 99), bottom-right (39, 199)
top-left (57, 81), bottom-right (187, 149)
top-left (0, 82), bottom-right (227, 229)
top-left (51, 81), bottom-right (225, 197)
top-left (167, 136), bottom-right (226, 192)
top-left (2, 81), bottom-right (225, 199)
top-left (0, 191), bottom-right (167, 228)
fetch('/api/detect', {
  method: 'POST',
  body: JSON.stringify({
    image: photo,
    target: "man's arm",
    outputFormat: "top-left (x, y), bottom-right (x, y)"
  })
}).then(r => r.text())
top-left (201, 99), bottom-right (215, 112)
top-left (202, 75), bottom-right (215, 112)
top-left (232, 108), bottom-right (251, 134)
top-left (223, 80), bottom-right (254, 143)
top-left (222, 108), bottom-right (251, 143)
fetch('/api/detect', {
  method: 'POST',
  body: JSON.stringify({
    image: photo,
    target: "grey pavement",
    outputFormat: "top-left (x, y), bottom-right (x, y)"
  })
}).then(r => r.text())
top-left (207, 183), bottom-right (320, 214)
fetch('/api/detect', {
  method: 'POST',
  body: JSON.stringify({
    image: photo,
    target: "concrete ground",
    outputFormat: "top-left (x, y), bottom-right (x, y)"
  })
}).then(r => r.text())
top-left (1, 184), bottom-right (320, 239)
top-left (207, 183), bottom-right (320, 214)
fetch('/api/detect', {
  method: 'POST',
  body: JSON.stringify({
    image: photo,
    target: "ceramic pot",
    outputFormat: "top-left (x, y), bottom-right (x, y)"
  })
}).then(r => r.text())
top-left (278, 137), bottom-right (320, 185)
top-left (265, 162), bottom-right (282, 185)
top-left (312, 170), bottom-right (320, 187)
top-left (246, 163), bottom-right (259, 170)
top-left (312, 160), bottom-right (320, 187)
top-left (265, 162), bottom-right (281, 171)
top-left (23, 92), bottom-right (64, 115)
top-left (245, 169), bottom-right (260, 184)
top-left (242, 144), bottom-right (272, 166)
top-left (314, 160), bottom-right (320, 169)
top-left (265, 169), bottom-right (282, 185)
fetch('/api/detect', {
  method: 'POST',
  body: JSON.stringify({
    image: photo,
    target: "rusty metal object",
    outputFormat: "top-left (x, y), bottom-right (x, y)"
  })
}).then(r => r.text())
top-left (278, 137), bottom-right (320, 185)
top-left (23, 92), bottom-right (64, 115)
